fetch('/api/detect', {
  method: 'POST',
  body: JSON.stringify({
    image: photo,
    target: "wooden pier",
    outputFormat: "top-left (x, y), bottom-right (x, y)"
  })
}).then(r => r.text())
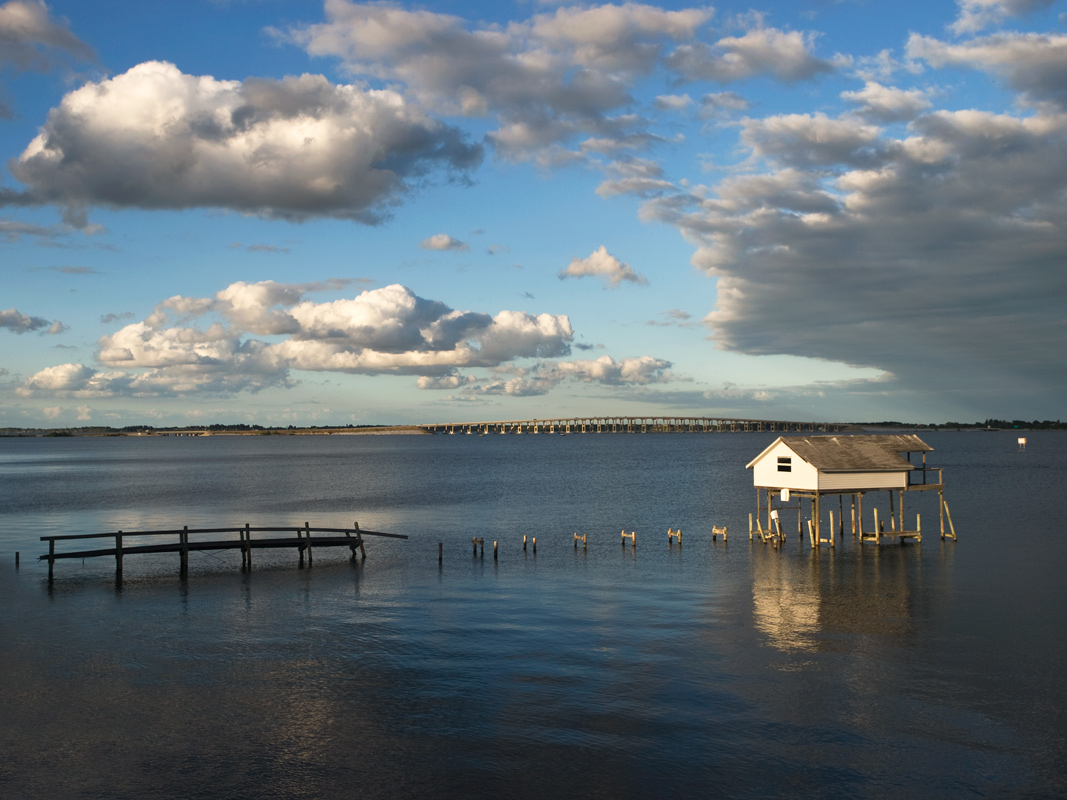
top-left (40, 522), bottom-right (407, 580)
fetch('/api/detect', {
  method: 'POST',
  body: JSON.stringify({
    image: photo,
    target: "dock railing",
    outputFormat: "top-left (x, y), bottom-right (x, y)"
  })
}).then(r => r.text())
top-left (40, 522), bottom-right (407, 580)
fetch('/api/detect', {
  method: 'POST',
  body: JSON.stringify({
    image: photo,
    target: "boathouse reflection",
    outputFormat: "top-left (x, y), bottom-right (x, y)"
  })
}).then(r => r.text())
top-left (750, 545), bottom-right (942, 652)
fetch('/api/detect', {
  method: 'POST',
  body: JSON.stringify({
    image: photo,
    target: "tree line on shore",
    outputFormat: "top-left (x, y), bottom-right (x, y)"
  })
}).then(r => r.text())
top-left (2, 419), bottom-right (1064, 437)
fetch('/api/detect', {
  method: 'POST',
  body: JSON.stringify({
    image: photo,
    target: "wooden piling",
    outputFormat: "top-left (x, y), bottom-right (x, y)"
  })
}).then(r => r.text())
top-left (439, 542), bottom-right (443, 563)
top-left (48, 540), bottom-right (54, 580)
top-left (180, 525), bottom-right (189, 575)
top-left (532, 537), bottom-right (536, 553)
top-left (355, 521), bottom-right (366, 560)
top-left (621, 530), bottom-right (636, 548)
top-left (302, 521), bottom-right (309, 566)
top-left (15, 551), bottom-right (19, 568)
top-left (712, 525), bottom-right (727, 541)
top-left (667, 528), bottom-right (682, 544)
top-left (943, 500), bottom-right (957, 540)
top-left (116, 531), bottom-right (123, 579)
top-left (573, 532), bottom-right (587, 549)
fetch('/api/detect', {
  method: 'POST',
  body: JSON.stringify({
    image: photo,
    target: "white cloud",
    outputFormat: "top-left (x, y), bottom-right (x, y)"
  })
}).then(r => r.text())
top-left (654, 93), bottom-right (692, 111)
top-left (698, 91), bottom-right (750, 118)
top-left (19, 281), bottom-right (575, 397)
top-left (841, 81), bottom-right (932, 123)
top-left (950, 0), bottom-right (1054, 35)
top-left (740, 113), bottom-right (883, 168)
top-left (595, 157), bottom-right (675, 198)
top-left (466, 355), bottom-right (674, 396)
top-left (0, 306), bottom-right (61, 333)
top-left (277, 4), bottom-right (832, 164)
top-left (907, 31), bottom-right (1067, 109)
top-left (416, 373), bottom-right (476, 390)
top-left (4, 61), bottom-right (481, 227)
top-left (666, 27), bottom-right (835, 84)
top-left (420, 233), bottom-right (469, 251)
top-left (559, 245), bottom-right (648, 287)
top-left (0, 0), bottom-right (94, 72)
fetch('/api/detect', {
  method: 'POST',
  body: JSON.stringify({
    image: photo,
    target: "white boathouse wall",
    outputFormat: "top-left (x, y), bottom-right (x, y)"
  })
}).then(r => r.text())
top-left (750, 441), bottom-right (819, 491)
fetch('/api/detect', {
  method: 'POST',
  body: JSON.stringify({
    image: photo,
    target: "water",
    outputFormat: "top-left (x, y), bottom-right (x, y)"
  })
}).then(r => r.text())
top-left (1, 431), bottom-right (1064, 798)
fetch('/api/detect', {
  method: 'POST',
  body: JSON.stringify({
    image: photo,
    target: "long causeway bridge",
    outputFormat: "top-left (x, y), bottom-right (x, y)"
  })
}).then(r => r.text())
top-left (419, 416), bottom-right (848, 435)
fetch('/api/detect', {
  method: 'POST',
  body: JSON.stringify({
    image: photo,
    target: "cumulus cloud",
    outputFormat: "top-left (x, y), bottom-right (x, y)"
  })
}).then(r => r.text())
top-left (641, 98), bottom-right (1067, 413)
top-left (841, 81), bottom-right (932, 123)
top-left (278, 3), bottom-right (832, 164)
top-left (466, 355), bottom-right (674, 396)
top-left (907, 31), bottom-right (1067, 110)
top-left (654, 94), bottom-right (692, 111)
top-left (950, 0), bottom-right (1055, 35)
top-left (0, 0), bottom-right (93, 69)
top-left (420, 233), bottom-right (469, 251)
top-left (416, 373), bottom-right (476, 390)
top-left (3, 61), bottom-right (482, 227)
top-left (698, 91), bottom-right (750, 118)
top-left (666, 27), bottom-right (835, 84)
top-left (0, 306), bottom-right (63, 333)
top-left (19, 281), bottom-right (576, 398)
top-left (595, 157), bottom-right (675, 198)
top-left (559, 245), bottom-right (648, 287)
top-left (739, 113), bottom-right (883, 168)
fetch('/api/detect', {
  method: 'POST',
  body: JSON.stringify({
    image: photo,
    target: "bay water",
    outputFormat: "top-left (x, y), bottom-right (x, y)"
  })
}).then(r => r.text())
top-left (1, 431), bottom-right (1064, 798)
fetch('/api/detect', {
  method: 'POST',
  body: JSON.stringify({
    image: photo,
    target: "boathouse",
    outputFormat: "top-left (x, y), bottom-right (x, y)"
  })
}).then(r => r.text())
top-left (746, 434), bottom-right (955, 546)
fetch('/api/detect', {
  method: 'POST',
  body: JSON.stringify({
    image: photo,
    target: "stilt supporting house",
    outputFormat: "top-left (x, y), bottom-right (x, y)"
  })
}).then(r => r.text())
top-left (746, 434), bottom-right (955, 547)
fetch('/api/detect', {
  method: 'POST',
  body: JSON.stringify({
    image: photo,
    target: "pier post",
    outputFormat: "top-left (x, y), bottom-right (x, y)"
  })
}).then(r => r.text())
top-left (303, 521), bottom-right (310, 566)
top-left (532, 537), bottom-right (536, 553)
top-left (439, 542), bottom-right (443, 563)
top-left (939, 490), bottom-right (946, 539)
top-left (116, 531), bottom-right (123, 580)
top-left (15, 551), bottom-right (19, 569)
top-left (494, 541), bottom-right (498, 560)
top-left (353, 521), bottom-right (366, 560)
top-left (943, 500), bottom-right (957, 540)
top-left (180, 526), bottom-right (189, 576)
top-left (48, 540), bottom-right (54, 580)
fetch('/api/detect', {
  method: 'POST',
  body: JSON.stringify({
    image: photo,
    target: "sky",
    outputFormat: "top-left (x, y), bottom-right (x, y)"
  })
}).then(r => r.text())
top-left (1, 0), bottom-right (1065, 428)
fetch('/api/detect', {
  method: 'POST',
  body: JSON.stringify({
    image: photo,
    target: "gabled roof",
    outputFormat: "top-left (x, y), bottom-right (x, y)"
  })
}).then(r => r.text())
top-left (746, 434), bottom-right (933, 473)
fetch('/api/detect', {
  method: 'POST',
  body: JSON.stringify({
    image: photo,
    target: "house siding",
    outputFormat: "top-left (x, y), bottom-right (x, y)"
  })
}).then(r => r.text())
top-left (817, 472), bottom-right (907, 491)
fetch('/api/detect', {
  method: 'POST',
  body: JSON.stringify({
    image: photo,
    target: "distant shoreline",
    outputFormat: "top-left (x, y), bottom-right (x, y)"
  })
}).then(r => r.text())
top-left (1, 426), bottom-right (432, 437)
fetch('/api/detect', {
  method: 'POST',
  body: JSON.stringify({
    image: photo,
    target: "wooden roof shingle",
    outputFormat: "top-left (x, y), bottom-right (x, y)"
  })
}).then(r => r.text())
top-left (746, 434), bottom-right (933, 473)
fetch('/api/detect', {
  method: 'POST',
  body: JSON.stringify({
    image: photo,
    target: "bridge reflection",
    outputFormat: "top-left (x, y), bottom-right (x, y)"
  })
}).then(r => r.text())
top-left (419, 416), bottom-right (845, 435)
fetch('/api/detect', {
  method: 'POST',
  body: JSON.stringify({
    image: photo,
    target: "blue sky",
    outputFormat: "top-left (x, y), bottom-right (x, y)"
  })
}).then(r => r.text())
top-left (1, 0), bottom-right (1064, 427)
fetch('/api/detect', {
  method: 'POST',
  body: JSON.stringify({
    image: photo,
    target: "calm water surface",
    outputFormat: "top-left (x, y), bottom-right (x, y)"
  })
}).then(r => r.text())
top-left (1, 431), bottom-right (1064, 798)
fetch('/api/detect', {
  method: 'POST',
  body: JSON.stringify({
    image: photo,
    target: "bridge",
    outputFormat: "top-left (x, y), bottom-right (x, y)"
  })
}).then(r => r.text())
top-left (418, 416), bottom-right (849, 435)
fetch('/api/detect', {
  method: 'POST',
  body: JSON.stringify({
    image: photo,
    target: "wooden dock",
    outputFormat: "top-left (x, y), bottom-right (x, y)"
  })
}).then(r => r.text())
top-left (40, 522), bottom-right (407, 580)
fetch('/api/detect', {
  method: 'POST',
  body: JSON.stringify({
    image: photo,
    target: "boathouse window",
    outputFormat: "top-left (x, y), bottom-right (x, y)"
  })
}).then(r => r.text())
top-left (777, 457), bottom-right (792, 473)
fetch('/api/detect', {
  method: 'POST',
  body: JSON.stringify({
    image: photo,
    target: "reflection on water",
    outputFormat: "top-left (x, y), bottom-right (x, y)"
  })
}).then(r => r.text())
top-left (0, 432), bottom-right (1063, 798)
top-left (752, 544), bottom-right (951, 653)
